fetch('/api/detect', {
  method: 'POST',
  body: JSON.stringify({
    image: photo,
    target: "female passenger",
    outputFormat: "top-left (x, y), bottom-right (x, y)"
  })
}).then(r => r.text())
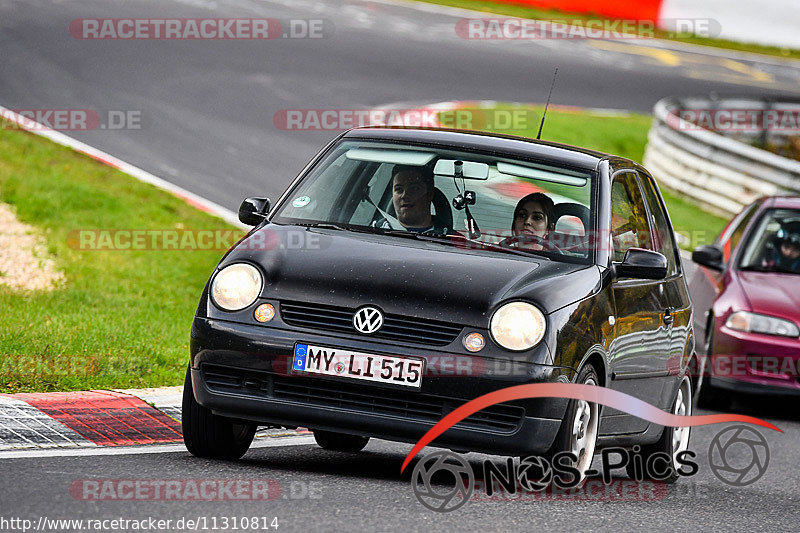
top-left (509, 192), bottom-right (555, 250)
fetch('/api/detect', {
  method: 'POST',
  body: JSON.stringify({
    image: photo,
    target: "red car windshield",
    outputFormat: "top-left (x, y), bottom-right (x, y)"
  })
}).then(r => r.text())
top-left (739, 208), bottom-right (800, 275)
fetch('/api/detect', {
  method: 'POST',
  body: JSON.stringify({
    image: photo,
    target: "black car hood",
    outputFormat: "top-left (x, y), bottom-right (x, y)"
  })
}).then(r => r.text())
top-left (224, 225), bottom-right (601, 327)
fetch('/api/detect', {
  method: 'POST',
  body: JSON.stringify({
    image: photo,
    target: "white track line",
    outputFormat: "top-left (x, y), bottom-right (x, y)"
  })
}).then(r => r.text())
top-left (0, 435), bottom-right (316, 459)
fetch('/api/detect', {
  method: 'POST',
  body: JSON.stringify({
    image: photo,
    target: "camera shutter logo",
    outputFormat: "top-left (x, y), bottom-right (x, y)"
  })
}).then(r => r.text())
top-left (708, 425), bottom-right (770, 486)
top-left (353, 306), bottom-right (384, 334)
top-left (411, 451), bottom-right (474, 512)
top-left (518, 455), bottom-right (553, 492)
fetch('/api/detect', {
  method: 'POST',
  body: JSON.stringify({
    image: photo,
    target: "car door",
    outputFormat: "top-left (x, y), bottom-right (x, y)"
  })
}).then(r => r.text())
top-left (638, 171), bottom-right (692, 408)
top-left (601, 171), bottom-right (669, 435)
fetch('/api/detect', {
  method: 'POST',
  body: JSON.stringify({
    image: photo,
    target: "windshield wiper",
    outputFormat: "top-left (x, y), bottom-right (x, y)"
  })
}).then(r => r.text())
top-left (296, 222), bottom-right (383, 235)
top-left (478, 240), bottom-right (551, 260)
top-left (739, 264), bottom-right (770, 272)
top-left (295, 222), bottom-right (347, 230)
top-left (296, 223), bottom-right (451, 242)
top-left (740, 263), bottom-right (800, 275)
top-left (377, 228), bottom-right (453, 243)
top-left (372, 227), bottom-right (551, 259)
top-left (295, 223), bottom-right (548, 259)
top-left (446, 233), bottom-right (551, 260)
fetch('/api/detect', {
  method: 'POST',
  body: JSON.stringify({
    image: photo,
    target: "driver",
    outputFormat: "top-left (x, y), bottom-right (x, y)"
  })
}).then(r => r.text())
top-left (508, 192), bottom-right (555, 250)
top-left (762, 220), bottom-right (800, 273)
top-left (374, 164), bottom-right (445, 233)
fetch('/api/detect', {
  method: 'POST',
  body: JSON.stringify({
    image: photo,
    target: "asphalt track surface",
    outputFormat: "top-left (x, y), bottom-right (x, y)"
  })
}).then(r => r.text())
top-left (3, 0), bottom-right (800, 531)
top-left (2, 404), bottom-right (800, 532)
top-left (3, 0), bottom-right (800, 210)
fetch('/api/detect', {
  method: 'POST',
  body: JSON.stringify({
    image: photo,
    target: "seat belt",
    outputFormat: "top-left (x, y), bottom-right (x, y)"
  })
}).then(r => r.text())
top-left (362, 196), bottom-right (405, 230)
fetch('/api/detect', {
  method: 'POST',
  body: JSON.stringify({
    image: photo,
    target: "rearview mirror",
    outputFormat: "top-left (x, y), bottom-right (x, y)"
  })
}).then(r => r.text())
top-left (691, 245), bottom-right (724, 270)
top-left (238, 197), bottom-right (271, 226)
top-left (615, 248), bottom-right (668, 280)
top-left (433, 159), bottom-right (490, 179)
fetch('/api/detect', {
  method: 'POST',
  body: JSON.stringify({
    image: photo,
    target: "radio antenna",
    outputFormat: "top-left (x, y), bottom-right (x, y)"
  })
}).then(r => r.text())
top-left (537, 67), bottom-right (558, 140)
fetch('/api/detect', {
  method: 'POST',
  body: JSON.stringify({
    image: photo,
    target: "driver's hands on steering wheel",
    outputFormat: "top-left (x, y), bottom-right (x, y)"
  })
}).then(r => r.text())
top-left (497, 233), bottom-right (561, 252)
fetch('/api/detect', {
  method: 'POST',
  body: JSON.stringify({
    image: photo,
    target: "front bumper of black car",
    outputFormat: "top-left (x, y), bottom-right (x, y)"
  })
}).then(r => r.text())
top-left (189, 316), bottom-right (573, 456)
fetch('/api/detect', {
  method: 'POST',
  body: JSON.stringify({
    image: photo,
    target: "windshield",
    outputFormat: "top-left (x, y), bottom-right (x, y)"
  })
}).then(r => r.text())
top-left (739, 208), bottom-right (800, 275)
top-left (271, 139), bottom-right (595, 263)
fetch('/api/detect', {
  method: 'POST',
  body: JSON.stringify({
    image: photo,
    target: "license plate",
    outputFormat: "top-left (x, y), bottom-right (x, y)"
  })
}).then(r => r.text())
top-left (292, 343), bottom-right (424, 388)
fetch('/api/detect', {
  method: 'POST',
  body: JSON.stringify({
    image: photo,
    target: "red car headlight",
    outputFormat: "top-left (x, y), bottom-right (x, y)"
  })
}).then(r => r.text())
top-left (725, 311), bottom-right (800, 338)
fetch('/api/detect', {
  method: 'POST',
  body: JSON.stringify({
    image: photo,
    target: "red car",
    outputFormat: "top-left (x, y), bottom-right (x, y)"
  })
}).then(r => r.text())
top-left (690, 196), bottom-right (800, 409)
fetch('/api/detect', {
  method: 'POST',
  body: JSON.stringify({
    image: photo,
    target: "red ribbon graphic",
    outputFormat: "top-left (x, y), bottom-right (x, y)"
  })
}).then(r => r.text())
top-left (401, 383), bottom-right (781, 473)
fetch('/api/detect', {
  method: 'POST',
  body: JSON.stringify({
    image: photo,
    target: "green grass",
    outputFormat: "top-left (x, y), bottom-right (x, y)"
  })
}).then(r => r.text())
top-left (0, 127), bottom-right (243, 393)
top-left (414, 0), bottom-right (800, 60)
top-left (443, 103), bottom-right (728, 248)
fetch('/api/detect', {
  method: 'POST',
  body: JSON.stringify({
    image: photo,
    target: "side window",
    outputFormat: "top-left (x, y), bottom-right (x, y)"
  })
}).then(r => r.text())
top-left (640, 175), bottom-right (678, 277)
top-left (280, 153), bottom-right (361, 222)
top-left (717, 203), bottom-right (757, 264)
top-left (610, 172), bottom-right (653, 262)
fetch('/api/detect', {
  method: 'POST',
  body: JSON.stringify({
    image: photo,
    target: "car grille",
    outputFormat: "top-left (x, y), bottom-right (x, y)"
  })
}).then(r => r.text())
top-left (201, 364), bottom-right (524, 434)
top-left (279, 301), bottom-right (463, 346)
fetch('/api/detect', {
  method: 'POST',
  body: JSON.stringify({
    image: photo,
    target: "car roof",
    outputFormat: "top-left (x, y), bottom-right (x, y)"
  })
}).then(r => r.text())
top-left (341, 127), bottom-right (620, 171)
top-left (762, 196), bottom-right (800, 210)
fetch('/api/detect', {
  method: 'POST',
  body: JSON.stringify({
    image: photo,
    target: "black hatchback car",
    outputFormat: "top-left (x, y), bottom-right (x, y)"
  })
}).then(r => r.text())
top-left (183, 128), bottom-right (694, 482)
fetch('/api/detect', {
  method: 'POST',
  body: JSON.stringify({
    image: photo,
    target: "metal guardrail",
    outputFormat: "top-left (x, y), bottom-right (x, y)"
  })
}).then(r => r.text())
top-left (643, 96), bottom-right (800, 217)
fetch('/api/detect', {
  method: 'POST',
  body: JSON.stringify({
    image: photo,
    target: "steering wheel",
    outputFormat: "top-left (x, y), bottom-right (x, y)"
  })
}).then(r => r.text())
top-left (497, 233), bottom-right (562, 253)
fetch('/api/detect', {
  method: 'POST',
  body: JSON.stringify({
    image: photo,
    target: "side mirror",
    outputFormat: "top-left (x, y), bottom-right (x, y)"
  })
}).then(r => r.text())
top-left (691, 245), bottom-right (724, 270)
top-left (615, 248), bottom-right (668, 280)
top-left (238, 197), bottom-right (271, 226)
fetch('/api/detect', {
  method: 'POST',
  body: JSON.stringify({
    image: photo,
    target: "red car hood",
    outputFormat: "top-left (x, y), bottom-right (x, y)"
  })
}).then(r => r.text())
top-left (737, 271), bottom-right (800, 320)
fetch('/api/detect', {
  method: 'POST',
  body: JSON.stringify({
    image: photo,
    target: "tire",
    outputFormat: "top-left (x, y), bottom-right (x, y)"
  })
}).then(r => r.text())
top-left (627, 376), bottom-right (692, 484)
top-left (313, 430), bottom-right (370, 452)
top-left (544, 365), bottom-right (600, 487)
top-left (695, 322), bottom-right (729, 410)
top-left (182, 367), bottom-right (257, 460)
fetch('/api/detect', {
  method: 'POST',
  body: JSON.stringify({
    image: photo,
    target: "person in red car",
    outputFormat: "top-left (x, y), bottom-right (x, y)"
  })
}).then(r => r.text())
top-left (761, 220), bottom-right (800, 274)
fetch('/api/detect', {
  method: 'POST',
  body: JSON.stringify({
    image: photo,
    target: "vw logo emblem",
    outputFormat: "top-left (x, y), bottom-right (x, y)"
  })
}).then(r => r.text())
top-left (353, 306), bottom-right (384, 334)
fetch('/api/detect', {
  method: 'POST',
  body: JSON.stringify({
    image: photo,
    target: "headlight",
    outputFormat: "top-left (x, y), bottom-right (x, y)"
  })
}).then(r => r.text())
top-left (725, 311), bottom-right (799, 337)
top-left (210, 263), bottom-right (263, 311)
top-left (490, 302), bottom-right (546, 351)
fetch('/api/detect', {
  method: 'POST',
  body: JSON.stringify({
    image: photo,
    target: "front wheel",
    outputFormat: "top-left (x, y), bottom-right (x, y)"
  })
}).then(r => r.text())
top-left (182, 367), bottom-right (257, 460)
top-left (544, 365), bottom-right (600, 486)
top-left (628, 376), bottom-right (692, 484)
